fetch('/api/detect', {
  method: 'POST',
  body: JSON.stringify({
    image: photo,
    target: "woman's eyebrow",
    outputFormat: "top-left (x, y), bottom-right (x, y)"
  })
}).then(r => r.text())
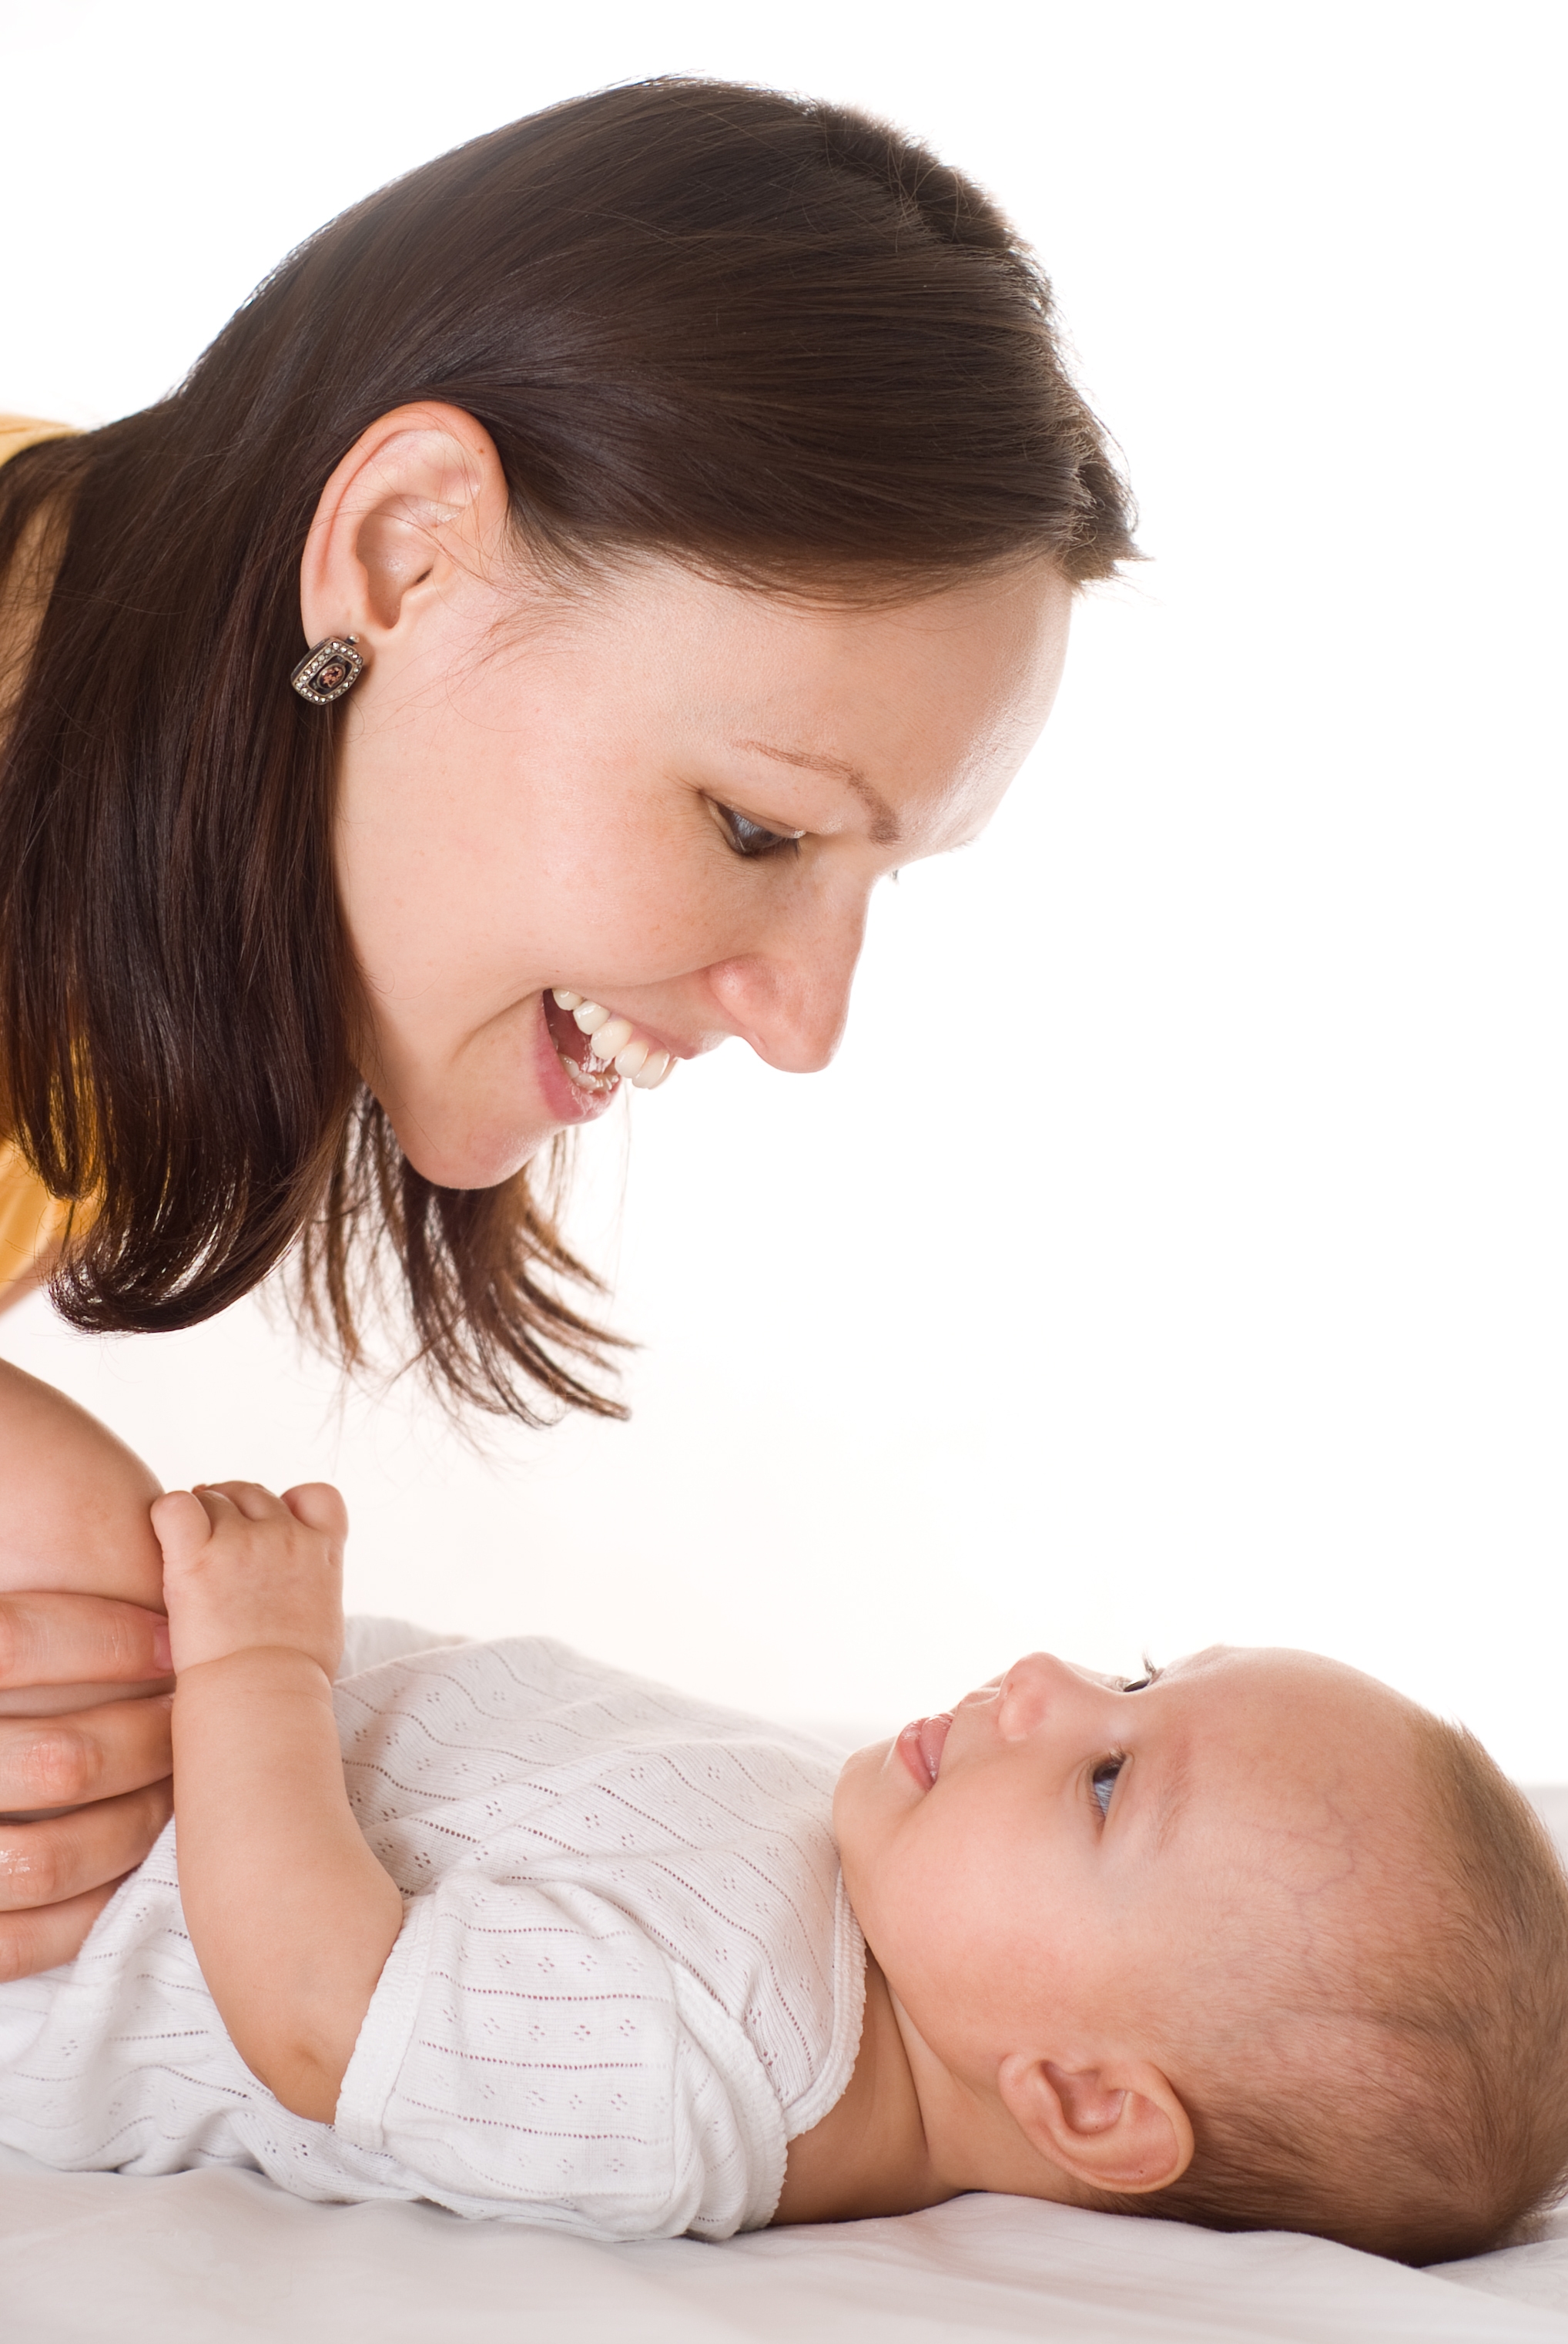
top-left (730, 737), bottom-right (903, 846)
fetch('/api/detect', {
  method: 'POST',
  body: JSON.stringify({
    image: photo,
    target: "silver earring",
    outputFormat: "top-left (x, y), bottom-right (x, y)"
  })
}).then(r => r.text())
top-left (290, 635), bottom-right (364, 705)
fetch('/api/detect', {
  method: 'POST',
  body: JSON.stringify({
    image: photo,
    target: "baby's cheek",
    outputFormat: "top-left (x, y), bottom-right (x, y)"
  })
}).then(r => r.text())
top-left (866, 1839), bottom-right (980, 1999)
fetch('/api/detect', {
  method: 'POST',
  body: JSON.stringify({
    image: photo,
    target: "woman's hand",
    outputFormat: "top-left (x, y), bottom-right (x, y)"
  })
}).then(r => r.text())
top-left (0, 1592), bottom-right (173, 1981)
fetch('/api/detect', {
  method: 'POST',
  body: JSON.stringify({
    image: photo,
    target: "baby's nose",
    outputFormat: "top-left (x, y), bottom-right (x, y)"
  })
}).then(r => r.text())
top-left (993, 1650), bottom-right (1117, 1740)
top-left (994, 1652), bottom-right (1064, 1738)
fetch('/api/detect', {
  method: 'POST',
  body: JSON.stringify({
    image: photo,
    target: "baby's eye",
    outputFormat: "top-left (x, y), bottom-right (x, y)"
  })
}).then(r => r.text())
top-left (1091, 1755), bottom-right (1126, 1819)
top-left (712, 803), bottom-right (804, 859)
top-left (1116, 1660), bottom-right (1163, 1695)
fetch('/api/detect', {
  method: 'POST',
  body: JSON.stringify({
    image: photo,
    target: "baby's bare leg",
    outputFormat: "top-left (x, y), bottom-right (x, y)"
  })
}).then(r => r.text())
top-left (0, 1361), bottom-right (173, 1966)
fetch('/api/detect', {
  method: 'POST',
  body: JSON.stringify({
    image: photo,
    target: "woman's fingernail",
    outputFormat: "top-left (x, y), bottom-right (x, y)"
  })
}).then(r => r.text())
top-left (152, 1621), bottom-right (173, 1672)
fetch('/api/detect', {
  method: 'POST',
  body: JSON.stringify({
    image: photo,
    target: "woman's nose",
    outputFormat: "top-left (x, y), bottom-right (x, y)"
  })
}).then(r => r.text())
top-left (705, 891), bottom-right (869, 1073)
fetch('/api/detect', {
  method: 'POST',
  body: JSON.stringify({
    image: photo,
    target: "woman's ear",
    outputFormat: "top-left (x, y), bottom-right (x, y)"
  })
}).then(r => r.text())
top-left (298, 401), bottom-right (511, 650)
top-left (997, 2051), bottom-right (1194, 2195)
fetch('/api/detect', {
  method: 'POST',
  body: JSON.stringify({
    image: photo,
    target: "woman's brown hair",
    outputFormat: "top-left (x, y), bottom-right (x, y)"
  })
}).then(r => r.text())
top-left (0, 77), bottom-right (1135, 1420)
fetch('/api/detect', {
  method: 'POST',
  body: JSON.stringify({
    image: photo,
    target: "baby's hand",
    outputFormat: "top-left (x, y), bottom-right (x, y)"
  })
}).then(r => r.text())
top-left (152, 1482), bottom-right (347, 1680)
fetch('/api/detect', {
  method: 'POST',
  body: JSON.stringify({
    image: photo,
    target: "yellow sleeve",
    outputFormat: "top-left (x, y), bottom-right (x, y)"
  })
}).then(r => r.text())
top-left (0, 1142), bottom-right (72, 1291)
top-left (0, 414), bottom-right (78, 467)
top-left (0, 414), bottom-right (84, 1295)
top-left (0, 411), bottom-right (83, 1291)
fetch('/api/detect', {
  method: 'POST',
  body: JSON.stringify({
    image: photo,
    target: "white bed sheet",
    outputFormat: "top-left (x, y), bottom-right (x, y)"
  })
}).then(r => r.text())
top-left (5, 2146), bottom-right (1568, 2342)
top-left (6, 1740), bottom-right (1566, 2341)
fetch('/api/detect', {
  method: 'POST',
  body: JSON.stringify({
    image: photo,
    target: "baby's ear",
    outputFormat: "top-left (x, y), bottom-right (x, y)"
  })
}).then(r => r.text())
top-left (998, 2051), bottom-right (1194, 2195)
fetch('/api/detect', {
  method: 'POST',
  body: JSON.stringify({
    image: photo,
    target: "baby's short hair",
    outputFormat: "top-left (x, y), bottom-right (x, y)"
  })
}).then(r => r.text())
top-left (1108, 1709), bottom-right (1568, 2262)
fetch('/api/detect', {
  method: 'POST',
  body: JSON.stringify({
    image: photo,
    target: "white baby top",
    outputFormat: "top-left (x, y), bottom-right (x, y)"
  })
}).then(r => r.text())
top-left (0, 1628), bottom-right (865, 2240)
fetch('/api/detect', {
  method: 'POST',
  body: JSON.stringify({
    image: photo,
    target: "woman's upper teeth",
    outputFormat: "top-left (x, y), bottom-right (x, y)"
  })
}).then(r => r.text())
top-left (551, 991), bottom-right (675, 1088)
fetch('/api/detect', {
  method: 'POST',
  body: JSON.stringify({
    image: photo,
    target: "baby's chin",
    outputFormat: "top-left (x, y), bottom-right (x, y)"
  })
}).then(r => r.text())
top-left (830, 1735), bottom-right (901, 1862)
top-left (834, 1736), bottom-right (896, 1790)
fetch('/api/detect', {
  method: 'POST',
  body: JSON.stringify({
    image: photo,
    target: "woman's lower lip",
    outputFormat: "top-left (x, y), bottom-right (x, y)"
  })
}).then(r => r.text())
top-left (895, 1713), bottom-right (953, 1791)
top-left (533, 998), bottom-right (619, 1125)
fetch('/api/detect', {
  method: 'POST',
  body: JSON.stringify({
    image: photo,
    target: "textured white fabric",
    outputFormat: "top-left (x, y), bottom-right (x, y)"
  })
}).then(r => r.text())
top-left (335, 1615), bottom-right (467, 1678)
top-left (4, 2154), bottom-right (1566, 2344)
top-left (0, 1633), bottom-right (864, 2242)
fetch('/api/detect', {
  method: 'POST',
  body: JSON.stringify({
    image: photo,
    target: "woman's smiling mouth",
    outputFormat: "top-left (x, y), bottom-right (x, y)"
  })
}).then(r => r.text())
top-left (542, 988), bottom-right (678, 1111)
top-left (896, 1712), bottom-right (953, 1791)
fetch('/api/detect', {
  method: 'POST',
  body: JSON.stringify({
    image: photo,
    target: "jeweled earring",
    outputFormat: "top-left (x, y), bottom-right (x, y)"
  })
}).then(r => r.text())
top-left (290, 635), bottom-right (365, 705)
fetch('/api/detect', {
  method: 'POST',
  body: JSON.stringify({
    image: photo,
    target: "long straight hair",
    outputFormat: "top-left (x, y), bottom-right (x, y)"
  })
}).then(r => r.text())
top-left (0, 78), bottom-right (1136, 1420)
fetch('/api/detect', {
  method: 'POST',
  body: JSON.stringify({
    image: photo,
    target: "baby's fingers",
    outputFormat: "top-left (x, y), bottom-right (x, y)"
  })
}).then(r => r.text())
top-left (193, 1481), bottom-right (289, 1524)
top-left (149, 1489), bottom-right (220, 1569)
top-left (283, 1483), bottom-right (348, 1543)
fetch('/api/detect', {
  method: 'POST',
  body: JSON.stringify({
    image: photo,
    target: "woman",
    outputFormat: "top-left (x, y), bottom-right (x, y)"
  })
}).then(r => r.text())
top-left (0, 79), bottom-right (1133, 1977)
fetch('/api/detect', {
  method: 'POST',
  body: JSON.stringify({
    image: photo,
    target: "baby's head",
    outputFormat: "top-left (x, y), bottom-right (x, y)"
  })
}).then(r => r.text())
top-left (835, 1645), bottom-right (1568, 2262)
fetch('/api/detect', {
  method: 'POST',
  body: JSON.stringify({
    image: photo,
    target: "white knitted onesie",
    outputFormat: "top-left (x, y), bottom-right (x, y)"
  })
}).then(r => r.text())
top-left (0, 1630), bottom-right (865, 2241)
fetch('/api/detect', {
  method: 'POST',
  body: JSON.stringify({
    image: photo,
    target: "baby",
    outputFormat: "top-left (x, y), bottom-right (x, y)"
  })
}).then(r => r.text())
top-left (2, 1360), bottom-right (1567, 2264)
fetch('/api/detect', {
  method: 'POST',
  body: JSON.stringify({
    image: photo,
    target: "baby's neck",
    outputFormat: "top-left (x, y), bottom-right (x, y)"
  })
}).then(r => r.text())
top-left (773, 1950), bottom-right (1087, 2227)
top-left (772, 1953), bottom-right (947, 2223)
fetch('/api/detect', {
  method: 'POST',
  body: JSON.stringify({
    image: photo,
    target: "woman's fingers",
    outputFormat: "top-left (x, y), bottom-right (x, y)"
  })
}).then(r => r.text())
top-left (0, 1592), bottom-right (171, 1691)
top-left (0, 1880), bottom-right (122, 1987)
top-left (0, 1779), bottom-right (172, 1912)
top-left (0, 1694), bottom-right (173, 1815)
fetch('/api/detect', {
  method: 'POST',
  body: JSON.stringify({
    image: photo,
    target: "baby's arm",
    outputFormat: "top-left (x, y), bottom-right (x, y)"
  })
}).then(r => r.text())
top-left (153, 1482), bottom-right (403, 2123)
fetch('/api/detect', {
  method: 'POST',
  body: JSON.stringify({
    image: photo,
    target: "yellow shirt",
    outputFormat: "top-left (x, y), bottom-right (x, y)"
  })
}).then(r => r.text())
top-left (0, 413), bottom-right (79, 1289)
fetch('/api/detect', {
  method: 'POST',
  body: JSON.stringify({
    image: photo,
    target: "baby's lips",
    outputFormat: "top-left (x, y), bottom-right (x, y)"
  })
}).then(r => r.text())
top-left (918, 1712), bottom-right (953, 1782)
top-left (895, 1711), bottom-right (953, 1789)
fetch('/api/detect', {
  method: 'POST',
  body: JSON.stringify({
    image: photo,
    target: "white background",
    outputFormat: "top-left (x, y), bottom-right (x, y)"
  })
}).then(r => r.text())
top-left (1, 1), bottom-right (1563, 1768)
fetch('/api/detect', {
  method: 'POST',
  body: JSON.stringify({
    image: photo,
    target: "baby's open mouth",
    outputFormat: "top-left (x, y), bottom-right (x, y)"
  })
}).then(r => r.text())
top-left (895, 1712), bottom-right (953, 1791)
top-left (544, 989), bottom-right (676, 1097)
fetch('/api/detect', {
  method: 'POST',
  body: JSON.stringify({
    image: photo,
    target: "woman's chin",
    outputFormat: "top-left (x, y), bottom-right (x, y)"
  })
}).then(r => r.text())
top-left (367, 997), bottom-right (620, 1186)
top-left (387, 1114), bottom-right (553, 1191)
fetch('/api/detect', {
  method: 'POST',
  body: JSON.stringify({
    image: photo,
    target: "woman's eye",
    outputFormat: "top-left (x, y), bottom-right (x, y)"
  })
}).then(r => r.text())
top-left (1091, 1755), bottom-right (1126, 1819)
top-left (714, 803), bottom-right (803, 859)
